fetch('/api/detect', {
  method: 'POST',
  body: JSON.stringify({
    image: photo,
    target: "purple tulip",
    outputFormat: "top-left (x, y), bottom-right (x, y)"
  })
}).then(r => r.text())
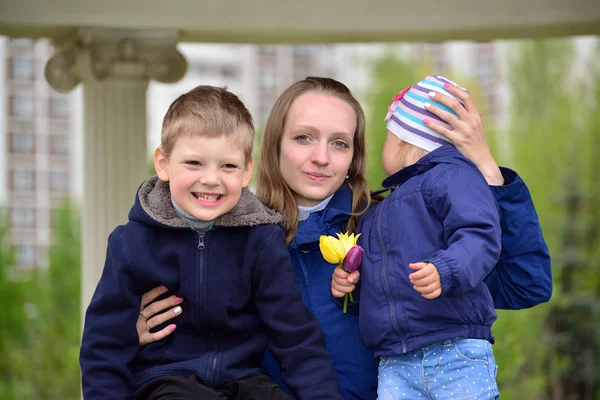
top-left (343, 246), bottom-right (363, 273)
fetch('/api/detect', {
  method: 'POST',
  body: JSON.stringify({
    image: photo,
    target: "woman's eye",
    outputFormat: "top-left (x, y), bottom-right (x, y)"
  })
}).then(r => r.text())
top-left (333, 141), bottom-right (349, 148)
top-left (223, 164), bottom-right (237, 169)
top-left (186, 161), bottom-right (201, 166)
top-left (294, 134), bottom-right (311, 143)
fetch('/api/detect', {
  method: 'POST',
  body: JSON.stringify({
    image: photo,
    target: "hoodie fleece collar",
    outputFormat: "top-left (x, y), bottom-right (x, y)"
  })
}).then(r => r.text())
top-left (132, 176), bottom-right (282, 229)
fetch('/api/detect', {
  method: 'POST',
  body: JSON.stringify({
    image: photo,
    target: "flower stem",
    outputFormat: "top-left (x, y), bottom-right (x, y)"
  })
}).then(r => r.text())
top-left (343, 293), bottom-right (348, 313)
top-left (349, 292), bottom-right (354, 302)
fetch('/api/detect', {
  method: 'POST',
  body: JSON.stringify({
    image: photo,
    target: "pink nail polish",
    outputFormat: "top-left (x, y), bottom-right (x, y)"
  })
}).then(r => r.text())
top-left (174, 296), bottom-right (183, 303)
top-left (160, 286), bottom-right (168, 291)
top-left (169, 324), bottom-right (177, 332)
top-left (423, 119), bottom-right (429, 126)
top-left (444, 83), bottom-right (451, 89)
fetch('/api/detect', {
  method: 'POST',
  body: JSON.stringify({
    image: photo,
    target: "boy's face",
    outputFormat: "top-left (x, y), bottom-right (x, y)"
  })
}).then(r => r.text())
top-left (154, 133), bottom-right (253, 221)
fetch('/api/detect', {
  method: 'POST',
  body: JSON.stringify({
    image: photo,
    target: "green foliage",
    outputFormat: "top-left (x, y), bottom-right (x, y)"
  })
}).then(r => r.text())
top-left (0, 204), bottom-right (81, 399)
top-left (364, 49), bottom-right (420, 189)
top-left (498, 38), bottom-right (600, 400)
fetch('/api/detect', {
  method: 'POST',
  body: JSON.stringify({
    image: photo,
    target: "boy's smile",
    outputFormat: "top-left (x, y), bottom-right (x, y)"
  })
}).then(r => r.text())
top-left (192, 192), bottom-right (224, 205)
top-left (155, 134), bottom-right (253, 222)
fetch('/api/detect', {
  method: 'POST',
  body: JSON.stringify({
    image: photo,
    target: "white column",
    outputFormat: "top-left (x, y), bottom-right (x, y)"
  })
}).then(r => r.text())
top-left (80, 79), bottom-right (149, 308)
top-left (44, 28), bottom-right (187, 310)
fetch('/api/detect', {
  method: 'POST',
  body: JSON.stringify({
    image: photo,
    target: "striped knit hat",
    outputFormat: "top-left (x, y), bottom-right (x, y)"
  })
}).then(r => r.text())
top-left (384, 75), bottom-right (467, 152)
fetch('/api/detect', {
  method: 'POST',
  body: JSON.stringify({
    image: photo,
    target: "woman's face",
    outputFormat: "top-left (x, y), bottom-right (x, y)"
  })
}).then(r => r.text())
top-left (279, 92), bottom-right (355, 206)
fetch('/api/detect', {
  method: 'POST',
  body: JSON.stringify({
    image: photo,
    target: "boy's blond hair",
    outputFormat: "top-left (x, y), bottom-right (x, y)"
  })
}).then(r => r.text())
top-left (160, 86), bottom-right (254, 161)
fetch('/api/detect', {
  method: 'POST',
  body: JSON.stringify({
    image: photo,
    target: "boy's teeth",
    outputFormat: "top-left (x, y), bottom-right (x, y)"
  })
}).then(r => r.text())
top-left (195, 193), bottom-right (221, 201)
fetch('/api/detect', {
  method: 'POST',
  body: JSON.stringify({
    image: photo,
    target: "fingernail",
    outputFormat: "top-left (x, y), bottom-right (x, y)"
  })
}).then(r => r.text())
top-left (444, 83), bottom-right (451, 89)
top-left (423, 102), bottom-right (431, 109)
top-left (423, 119), bottom-right (430, 126)
top-left (428, 91), bottom-right (436, 97)
top-left (173, 306), bottom-right (182, 314)
top-left (169, 324), bottom-right (177, 332)
top-left (174, 296), bottom-right (183, 303)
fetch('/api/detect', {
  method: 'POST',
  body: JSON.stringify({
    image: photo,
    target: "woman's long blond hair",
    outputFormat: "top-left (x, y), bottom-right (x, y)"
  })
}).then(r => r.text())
top-left (256, 77), bottom-right (371, 244)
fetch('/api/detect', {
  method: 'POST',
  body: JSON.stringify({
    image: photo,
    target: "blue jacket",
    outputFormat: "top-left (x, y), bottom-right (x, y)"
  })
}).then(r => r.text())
top-left (358, 145), bottom-right (515, 357)
top-left (79, 177), bottom-right (341, 400)
top-left (263, 154), bottom-right (552, 399)
top-left (262, 185), bottom-right (379, 400)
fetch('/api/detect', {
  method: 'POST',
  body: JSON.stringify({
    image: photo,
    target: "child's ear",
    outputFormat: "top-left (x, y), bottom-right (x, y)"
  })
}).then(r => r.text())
top-left (242, 158), bottom-right (254, 188)
top-left (154, 147), bottom-right (170, 182)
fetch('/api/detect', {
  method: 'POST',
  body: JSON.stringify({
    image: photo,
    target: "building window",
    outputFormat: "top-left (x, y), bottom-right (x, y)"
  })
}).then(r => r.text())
top-left (11, 170), bottom-right (35, 190)
top-left (11, 207), bottom-right (35, 227)
top-left (10, 38), bottom-right (34, 47)
top-left (14, 245), bottom-right (36, 267)
top-left (260, 69), bottom-right (276, 90)
top-left (10, 131), bottom-right (35, 153)
top-left (49, 135), bottom-right (69, 154)
top-left (293, 45), bottom-right (311, 57)
top-left (49, 97), bottom-right (69, 118)
top-left (476, 45), bottom-right (496, 84)
top-left (10, 95), bottom-right (34, 118)
top-left (50, 171), bottom-right (69, 192)
top-left (220, 66), bottom-right (236, 79)
top-left (10, 57), bottom-right (34, 81)
top-left (259, 45), bottom-right (277, 56)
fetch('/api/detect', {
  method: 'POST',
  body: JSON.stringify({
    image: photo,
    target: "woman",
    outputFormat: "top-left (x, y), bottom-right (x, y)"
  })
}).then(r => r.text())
top-left (136, 77), bottom-right (551, 399)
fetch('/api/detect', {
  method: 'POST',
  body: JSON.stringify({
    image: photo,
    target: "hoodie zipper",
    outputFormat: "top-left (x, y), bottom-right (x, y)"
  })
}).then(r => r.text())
top-left (197, 232), bottom-right (220, 385)
top-left (197, 232), bottom-right (205, 324)
top-left (376, 203), bottom-right (407, 353)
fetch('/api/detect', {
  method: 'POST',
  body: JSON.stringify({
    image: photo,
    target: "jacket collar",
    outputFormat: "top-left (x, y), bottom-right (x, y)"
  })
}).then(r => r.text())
top-left (291, 185), bottom-right (353, 248)
top-left (130, 176), bottom-right (282, 229)
top-left (381, 144), bottom-right (471, 189)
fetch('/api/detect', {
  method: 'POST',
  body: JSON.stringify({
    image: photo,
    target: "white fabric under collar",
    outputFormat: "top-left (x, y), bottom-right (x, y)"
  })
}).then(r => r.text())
top-left (298, 194), bottom-right (335, 221)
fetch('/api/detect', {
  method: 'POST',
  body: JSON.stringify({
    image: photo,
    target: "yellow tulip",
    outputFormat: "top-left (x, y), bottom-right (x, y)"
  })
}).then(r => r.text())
top-left (336, 232), bottom-right (361, 255)
top-left (319, 235), bottom-right (346, 264)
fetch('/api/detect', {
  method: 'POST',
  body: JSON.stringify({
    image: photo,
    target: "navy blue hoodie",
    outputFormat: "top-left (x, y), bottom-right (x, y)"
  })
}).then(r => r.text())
top-left (358, 145), bottom-right (502, 356)
top-left (79, 176), bottom-right (341, 399)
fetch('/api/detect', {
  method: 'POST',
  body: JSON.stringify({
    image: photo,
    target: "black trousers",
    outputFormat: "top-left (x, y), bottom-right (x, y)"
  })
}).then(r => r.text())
top-left (135, 374), bottom-right (292, 400)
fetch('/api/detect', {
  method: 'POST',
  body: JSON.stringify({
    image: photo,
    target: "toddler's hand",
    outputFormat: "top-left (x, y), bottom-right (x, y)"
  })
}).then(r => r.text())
top-left (409, 262), bottom-right (441, 299)
top-left (331, 267), bottom-right (360, 298)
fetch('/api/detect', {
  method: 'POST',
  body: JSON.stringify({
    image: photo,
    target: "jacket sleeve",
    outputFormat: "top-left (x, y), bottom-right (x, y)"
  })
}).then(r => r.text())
top-left (483, 167), bottom-right (552, 309)
top-left (79, 229), bottom-right (142, 399)
top-left (426, 166), bottom-right (502, 296)
top-left (252, 226), bottom-right (341, 400)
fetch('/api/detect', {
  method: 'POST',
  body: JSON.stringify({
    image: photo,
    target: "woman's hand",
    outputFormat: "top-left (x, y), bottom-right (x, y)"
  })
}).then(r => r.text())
top-left (331, 268), bottom-right (360, 298)
top-left (423, 84), bottom-right (504, 186)
top-left (138, 286), bottom-right (183, 346)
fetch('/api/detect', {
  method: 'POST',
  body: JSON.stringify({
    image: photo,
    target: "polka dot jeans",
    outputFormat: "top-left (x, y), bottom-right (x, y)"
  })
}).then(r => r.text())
top-left (377, 338), bottom-right (499, 399)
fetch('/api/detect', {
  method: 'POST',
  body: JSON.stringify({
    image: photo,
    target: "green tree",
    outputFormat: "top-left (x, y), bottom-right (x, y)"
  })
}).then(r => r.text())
top-left (364, 50), bottom-right (420, 189)
top-left (497, 38), bottom-right (600, 400)
top-left (1, 204), bottom-right (81, 399)
top-left (0, 211), bottom-right (32, 397)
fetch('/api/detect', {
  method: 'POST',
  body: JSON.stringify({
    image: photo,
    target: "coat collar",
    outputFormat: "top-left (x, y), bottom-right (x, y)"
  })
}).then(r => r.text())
top-left (290, 185), bottom-right (354, 248)
top-left (130, 176), bottom-right (282, 229)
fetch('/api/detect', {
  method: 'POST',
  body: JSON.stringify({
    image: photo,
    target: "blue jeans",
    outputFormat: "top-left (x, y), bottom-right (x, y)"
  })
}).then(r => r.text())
top-left (377, 338), bottom-right (499, 399)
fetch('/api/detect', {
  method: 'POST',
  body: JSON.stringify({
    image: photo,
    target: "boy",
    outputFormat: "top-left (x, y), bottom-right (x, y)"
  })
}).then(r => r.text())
top-left (80, 86), bottom-right (341, 400)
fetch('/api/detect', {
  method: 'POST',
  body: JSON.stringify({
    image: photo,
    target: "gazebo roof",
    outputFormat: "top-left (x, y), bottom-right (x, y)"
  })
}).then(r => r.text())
top-left (1, 0), bottom-right (599, 43)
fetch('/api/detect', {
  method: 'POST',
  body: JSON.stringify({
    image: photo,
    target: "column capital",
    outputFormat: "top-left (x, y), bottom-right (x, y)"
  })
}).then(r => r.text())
top-left (45, 28), bottom-right (188, 93)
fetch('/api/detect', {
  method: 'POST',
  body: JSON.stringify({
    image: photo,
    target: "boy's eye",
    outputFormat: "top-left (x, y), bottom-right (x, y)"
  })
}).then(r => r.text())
top-left (185, 160), bottom-right (201, 166)
top-left (223, 164), bottom-right (238, 169)
top-left (333, 140), bottom-right (349, 148)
